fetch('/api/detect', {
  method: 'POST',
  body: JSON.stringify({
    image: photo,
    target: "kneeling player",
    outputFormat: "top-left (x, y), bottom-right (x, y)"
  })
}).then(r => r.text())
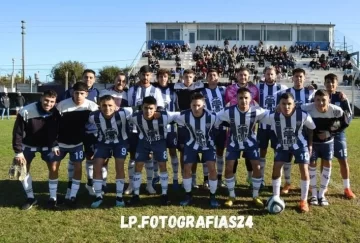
top-left (269, 92), bottom-right (316, 213)
top-left (174, 93), bottom-right (219, 208)
top-left (217, 88), bottom-right (269, 208)
top-left (301, 89), bottom-right (349, 206)
top-left (90, 95), bottom-right (132, 208)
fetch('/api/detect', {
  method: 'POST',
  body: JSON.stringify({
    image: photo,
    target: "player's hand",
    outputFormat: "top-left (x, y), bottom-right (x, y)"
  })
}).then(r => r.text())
top-left (275, 104), bottom-right (281, 113)
top-left (339, 91), bottom-right (347, 101)
top-left (52, 147), bottom-right (60, 156)
top-left (307, 85), bottom-right (315, 90)
top-left (153, 112), bottom-right (161, 119)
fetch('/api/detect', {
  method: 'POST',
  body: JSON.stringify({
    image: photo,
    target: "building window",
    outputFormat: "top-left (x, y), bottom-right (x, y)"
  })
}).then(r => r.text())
top-left (266, 30), bottom-right (292, 41)
top-left (167, 29), bottom-right (181, 40)
top-left (298, 29), bottom-right (314, 41)
top-left (151, 29), bottom-right (165, 40)
top-left (243, 29), bottom-right (261, 41)
top-left (220, 29), bottom-right (238, 40)
top-left (197, 29), bottom-right (216, 40)
top-left (315, 30), bottom-right (329, 42)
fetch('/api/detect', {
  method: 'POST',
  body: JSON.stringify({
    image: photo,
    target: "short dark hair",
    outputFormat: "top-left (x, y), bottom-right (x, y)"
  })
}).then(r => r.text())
top-left (99, 95), bottom-right (114, 103)
top-left (82, 69), bottom-right (96, 77)
top-left (237, 87), bottom-right (251, 95)
top-left (142, 96), bottom-right (157, 106)
top-left (314, 89), bottom-right (329, 97)
top-left (207, 68), bottom-right (218, 75)
top-left (156, 68), bottom-right (170, 78)
top-left (117, 72), bottom-right (126, 76)
top-left (73, 82), bottom-right (89, 92)
top-left (139, 65), bottom-right (152, 74)
top-left (42, 89), bottom-right (57, 98)
top-left (190, 92), bottom-right (205, 101)
top-left (324, 73), bottom-right (338, 82)
top-left (292, 68), bottom-right (306, 76)
top-left (235, 67), bottom-right (250, 73)
top-left (183, 69), bottom-right (195, 75)
top-left (279, 92), bottom-right (295, 101)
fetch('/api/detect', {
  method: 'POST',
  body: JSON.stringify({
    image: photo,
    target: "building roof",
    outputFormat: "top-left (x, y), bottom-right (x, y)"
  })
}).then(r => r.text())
top-left (146, 22), bottom-right (335, 27)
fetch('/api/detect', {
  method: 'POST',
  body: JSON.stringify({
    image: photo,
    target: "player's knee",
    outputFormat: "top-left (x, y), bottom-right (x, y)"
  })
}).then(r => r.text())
top-left (158, 162), bottom-right (167, 172)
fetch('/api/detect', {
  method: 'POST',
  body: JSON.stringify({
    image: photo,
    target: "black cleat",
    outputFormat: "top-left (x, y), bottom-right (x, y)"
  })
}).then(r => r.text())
top-left (160, 194), bottom-right (170, 206)
top-left (66, 197), bottom-right (77, 208)
top-left (127, 195), bottom-right (140, 206)
top-left (47, 198), bottom-right (57, 210)
top-left (21, 198), bottom-right (37, 210)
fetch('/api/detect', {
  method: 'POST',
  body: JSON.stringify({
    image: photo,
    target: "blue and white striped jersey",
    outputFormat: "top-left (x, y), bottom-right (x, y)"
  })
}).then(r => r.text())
top-left (175, 109), bottom-right (217, 150)
top-left (127, 84), bottom-right (165, 108)
top-left (158, 85), bottom-right (178, 132)
top-left (268, 109), bottom-right (316, 150)
top-left (201, 86), bottom-right (226, 113)
top-left (88, 108), bottom-right (133, 144)
top-left (283, 87), bottom-right (314, 108)
top-left (216, 105), bottom-right (269, 150)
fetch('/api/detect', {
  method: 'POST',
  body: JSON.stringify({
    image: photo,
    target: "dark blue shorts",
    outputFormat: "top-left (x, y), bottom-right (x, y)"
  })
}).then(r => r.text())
top-left (177, 126), bottom-right (189, 150)
top-left (183, 146), bottom-right (216, 164)
top-left (94, 143), bottom-right (128, 159)
top-left (257, 128), bottom-right (277, 150)
top-left (128, 132), bottom-right (139, 154)
top-left (57, 145), bottom-right (84, 162)
top-left (225, 146), bottom-right (260, 161)
top-left (311, 142), bottom-right (334, 161)
top-left (214, 129), bottom-right (227, 150)
top-left (166, 131), bottom-right (178, 149)
top-left (83, 133), bottom-right (98, 158)
top-left (333, 132), bottom-right (347, 160)
top-left (23, 146), bottom-right (57, 164)
top-left (135, 140), bottom-right (167, 162)
top-left (275, 147), bottom-right (310, 164)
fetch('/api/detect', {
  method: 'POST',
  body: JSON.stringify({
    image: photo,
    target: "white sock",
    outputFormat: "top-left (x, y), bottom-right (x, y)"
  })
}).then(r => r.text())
top-left (272, 178), bottom-right (281, 197)
top-left (171, 157), bottom-right (179, 181)
top-left (94, 179), bottom-right (103, 198)
top-left (49, 179), bottom-right (58, 200)
top-left (202, 163), bottom-right (209, 177)
top-left (102, 165), bottom-right (108, 186)
top-left (183, 178), bottom-right (192, 193)
top-left (160, 172), bottom-right (168, 195)
top-left (309, 166), bottom-right (317, 197)
top-left (300, 180), bottom-right (310, 201)
top-left (153, 160), bottom-right (159, 178)
top-left (192, 173), bottom-right (197, 186)
top-left (128, 160), bottom-right (135, 187)
top-left (319, 166), bottom-right (332, 198)
top-left (116, 179), bottom-right (125, 198)
top-left (67, 160), bottom-right (74, 181)
top-left (86, 160), bottom-right (93, 180)
top-left (216, 156), bottom-right (224, 177)
top-left (252, 177), bottom-right (262, 198)
top-left (343, 179), bottom-right (350, 189)
top-left (70, 179), bottom-right (80, 198)
top-left (145, 160), bottom-right (154, 186)
top-left (260, 158), bottom-right (266, 181)
top-left (226, 177), bottom-right (236, 198)
top-left (133, 172), bottom-right (142, 195)
top-left (21, 174), bottom-right (34, 198)
top-left (283, 162), bottom-right (292, 184)
top-left (209, 179), bottom-right (218, 194)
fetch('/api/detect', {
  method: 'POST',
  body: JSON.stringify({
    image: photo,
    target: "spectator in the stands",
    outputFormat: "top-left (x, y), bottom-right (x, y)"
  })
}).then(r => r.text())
top-left (311, 81), bottom-right (318, 90)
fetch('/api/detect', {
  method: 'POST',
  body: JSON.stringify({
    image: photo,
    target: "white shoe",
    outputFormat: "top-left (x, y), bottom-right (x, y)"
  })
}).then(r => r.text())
top-left (85, 184), bottom-right (95, 196)
top-left (146, 184), bottom-right (156, 194)
top-left (65, 188), bottom-right (71, 200)
top-left (124, 184), bottom-right (133, 195)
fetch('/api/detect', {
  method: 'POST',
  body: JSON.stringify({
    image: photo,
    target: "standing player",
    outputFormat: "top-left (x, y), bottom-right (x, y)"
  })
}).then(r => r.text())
top-left (301, 90), bottom-right (349, 206)
top-left (12, 90), bottom-right (60, 209)
top-left (257, 67), bottom-right (288, 187)
top-left (128, 96), bottom-right (178, 205)
top-left (324, 73), bottom-right (356, 199)
top-left (217, 88), bottom-right (269, 208)
top-left (56, 82), bottom-right (98, 206)
top-left (174, 93), bottom-right (219, 208)
top-left (125, 65), bottom-right (165, 195)
top-left (89, 95), bottom-right (132, 208)
top-left (269, 92), bottom-right (316, 213)
top-left (153, 69), bottom-right (180, 190)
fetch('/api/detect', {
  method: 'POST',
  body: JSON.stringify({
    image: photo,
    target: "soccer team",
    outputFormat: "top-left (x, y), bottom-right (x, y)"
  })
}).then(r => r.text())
top-left (12, 65), bottom-right (356, 213)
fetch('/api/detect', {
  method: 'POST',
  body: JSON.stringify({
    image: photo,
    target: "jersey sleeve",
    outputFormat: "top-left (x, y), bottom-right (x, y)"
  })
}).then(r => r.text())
top-left (257, 108), bottom-right (270, 124)
top-left (304, 113), bottom-right (316, 130)
top-left (166, 111), bottom-right (180, 123)
top-left (12, 114), bottom-right (25, 154)
top-left (174, 113), bottom-right (185, 126)
top-left (300, 103), bottom-right (314, 112)
top-left (122, 107), bottom-right (133, 119)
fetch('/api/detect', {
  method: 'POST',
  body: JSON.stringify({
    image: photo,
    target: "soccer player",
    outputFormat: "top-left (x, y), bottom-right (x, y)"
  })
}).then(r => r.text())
top-left (153, 68), bottom-right (180, 190)
top-left (125, 65), bottom-right (165, 195)
top-left (89, 95), bottom-right (132, 208)
top-left (56, 82), bottom-right (98, 206)
top-left (99, 72), bottom-right (128, 108)
top-left (301, 90), bottom-right (349, 206)
top-left (174, 93), bottom-right (219, 208)
top-left (12, 90), bottom-right (60, 210)
top-left (324, 73), bottom-right (356, 199)
top-left (128, 96), bottom-right (178, 205)
top-left (257, 66), bottom-right (288, 187)
top-left (281, 68), bottom-right (314, 194)
top-left (217, 88), bottom-right (269, 208)
top-left (269, 92), bottom-right (315, 213)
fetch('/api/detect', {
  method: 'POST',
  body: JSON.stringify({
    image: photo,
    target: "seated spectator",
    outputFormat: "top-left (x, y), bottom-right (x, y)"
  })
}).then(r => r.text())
top-left (311, 81), bottom-right (318, 90)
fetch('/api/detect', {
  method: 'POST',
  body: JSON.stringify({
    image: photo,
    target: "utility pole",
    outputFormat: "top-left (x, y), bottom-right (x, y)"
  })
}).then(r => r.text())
top-left (11, 58), bottom-right (15, 91)
top-left (21, 20), bottom-right (26, 83)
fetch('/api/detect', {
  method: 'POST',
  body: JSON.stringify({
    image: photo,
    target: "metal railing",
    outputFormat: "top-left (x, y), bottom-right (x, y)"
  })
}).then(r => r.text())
top-left (128, 41), bottom-right (147, 75)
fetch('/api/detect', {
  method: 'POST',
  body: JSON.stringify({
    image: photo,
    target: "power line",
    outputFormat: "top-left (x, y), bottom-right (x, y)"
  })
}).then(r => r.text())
top-left (0, 59), bottom-right (135, 66)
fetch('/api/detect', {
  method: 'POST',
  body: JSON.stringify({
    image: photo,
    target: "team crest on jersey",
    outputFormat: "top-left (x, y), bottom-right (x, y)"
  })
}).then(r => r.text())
top-left (105, 128), bottom-right (118, 142)
top-left (283, 127), bottom-right (296, 146)
top-left (195, 130), bottom-right (207, 147)
top-left (295, 100), bottom-right (303, 107)
top-left (147, 129), bottom-right (160, 142)
top-left (265, 96), bottom-right (276, 111)
top-left (211, 97), bottom-right (223, 112)
top-left (236, 124), bottom-right (248, 142)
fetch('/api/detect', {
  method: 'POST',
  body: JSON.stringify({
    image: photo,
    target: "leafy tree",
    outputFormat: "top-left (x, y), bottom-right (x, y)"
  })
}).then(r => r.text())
top-left (98, 66), bottom-right (132, 84)
top-left (51, 61), bottom-right (85, 85)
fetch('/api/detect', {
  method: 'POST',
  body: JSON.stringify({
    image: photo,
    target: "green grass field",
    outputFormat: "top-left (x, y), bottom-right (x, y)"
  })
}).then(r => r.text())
top-left (0, 119), bottom-right (360, 243)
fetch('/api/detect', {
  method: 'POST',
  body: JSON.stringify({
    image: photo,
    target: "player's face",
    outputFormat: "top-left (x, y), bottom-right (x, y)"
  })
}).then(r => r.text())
top-left (158, 73), bottom-right (169, 87)
top-left (140, 72), bottom-right (152, 85)
top-left (293, 72), bottom-right (305, 89)
top-left (100, 99), bottom-right (116, 118)
top-left (324, 79), bottom-right (338, 94)
top-left (314, 95), bottom-right (329, 112)
top-left (237, 91), bottom-right (251, 111)
top-left (191, 99), bottom-right (205, 117)
top-left (184, 73), bottom-right (194, 86)
top-left (114, 75), bottom-right (126, 91)
top-left (73, 90), bottom-right (88, 105)
top-left (142, 103), bottom-right (156, 119)
top-left (83, 72), bottom-right (95, 88)
top-left (280, 98), bottom-right (295, 116)
top-left (236, 71), bottom-right (249, 85)
top-left (265, 70), bottom-right (276, 84)
top-left (41, 96), bottom-right (56, 111)
top-left (207, 72), bottom-right (218, 85)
